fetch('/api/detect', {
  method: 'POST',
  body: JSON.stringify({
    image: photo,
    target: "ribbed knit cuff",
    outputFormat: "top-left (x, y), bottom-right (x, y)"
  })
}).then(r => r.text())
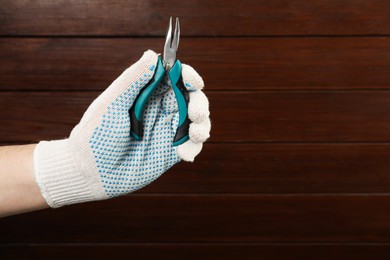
top-left (33, 139), bottom-right (95, 208)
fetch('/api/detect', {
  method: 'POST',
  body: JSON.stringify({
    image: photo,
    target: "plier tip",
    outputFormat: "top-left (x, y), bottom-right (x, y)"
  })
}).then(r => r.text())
top-left (164, 17), bottom-right (180, 70)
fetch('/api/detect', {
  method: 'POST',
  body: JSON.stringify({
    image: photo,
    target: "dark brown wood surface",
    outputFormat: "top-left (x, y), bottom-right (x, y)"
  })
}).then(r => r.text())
top-left (0, 194), bottom-right (390, 244)
top-left (2, 244), bottom-right (390, 260)
top-left (1, 0), bottom-right (390, 36)
top-left (3, 195), bottom-right (390, 243)
top-left (1, 0), bottom-right (390, 259)
top-left (147, 143), bottom-right (390, 194)
top-left (1, 38), bottom-right (390, 91)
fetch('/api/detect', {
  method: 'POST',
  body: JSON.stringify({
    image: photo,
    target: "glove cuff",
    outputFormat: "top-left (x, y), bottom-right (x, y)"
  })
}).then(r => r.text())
top-left (33, 139), bottom-right (95, 208)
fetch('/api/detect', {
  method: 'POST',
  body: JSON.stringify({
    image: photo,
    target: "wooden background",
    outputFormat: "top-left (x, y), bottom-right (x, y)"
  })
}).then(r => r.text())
top-left (1, 0), bottom-right (390, 259)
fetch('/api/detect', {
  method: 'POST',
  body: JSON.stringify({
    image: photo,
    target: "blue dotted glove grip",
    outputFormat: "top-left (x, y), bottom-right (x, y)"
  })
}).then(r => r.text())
top-left (89, 66), bottom-right (181, 197)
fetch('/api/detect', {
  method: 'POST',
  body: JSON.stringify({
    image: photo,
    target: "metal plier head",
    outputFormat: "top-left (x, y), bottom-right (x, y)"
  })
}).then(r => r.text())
top-left (163, 17), bottom-right (180, 70)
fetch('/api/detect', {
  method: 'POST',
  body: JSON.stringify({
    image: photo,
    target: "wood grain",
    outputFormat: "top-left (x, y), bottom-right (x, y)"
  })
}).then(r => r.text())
top-left (2, 244), bottom-right (390, 260)
top-left (1, 91), bottom-right (390, 143)
top-left (144, 143), bottom-right (390, 194)
top-left (1, 38), bottom-right (390, 91)
top-left (2, 195), bottom-right (390, 243)
top-left (0, 0), bottom-right (389, 36)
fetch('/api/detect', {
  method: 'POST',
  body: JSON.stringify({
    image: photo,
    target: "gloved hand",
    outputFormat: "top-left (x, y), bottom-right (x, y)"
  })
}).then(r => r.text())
top-left (33, 50), bottom-right (211, 208)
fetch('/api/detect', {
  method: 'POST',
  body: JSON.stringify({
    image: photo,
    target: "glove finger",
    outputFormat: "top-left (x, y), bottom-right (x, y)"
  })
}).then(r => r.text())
top-left (177, 140), bottom-right (203, 162)
top-left (189, 117), bottom-right (211, 144)
top-left (181, 64), bottom-right (204, 91)
top-left (89, 50), bottom-right (158, 113)
top-left (161, 64), bottom-right (207, 118)
top-left (188, 90), bottom-right (210, 123)
top-left (76, 50), bottom-right (157, 133)
top-left (108, 50), bottom-right (158, 108)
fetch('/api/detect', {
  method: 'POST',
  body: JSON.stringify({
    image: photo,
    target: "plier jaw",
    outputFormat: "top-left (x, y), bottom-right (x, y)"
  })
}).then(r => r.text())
top-left (163, 17), bottom-right (180, 70)
top-left (129, 17), bottom-right (190, 147)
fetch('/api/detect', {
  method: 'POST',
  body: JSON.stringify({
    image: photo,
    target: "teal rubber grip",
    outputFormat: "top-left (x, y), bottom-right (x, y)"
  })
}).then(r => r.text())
top-left (169, 60), bottom-right (190, 146)
top-left (129, 57), bottom-right (190, 146)
top-left (130, 57), bottom-right (166, 140)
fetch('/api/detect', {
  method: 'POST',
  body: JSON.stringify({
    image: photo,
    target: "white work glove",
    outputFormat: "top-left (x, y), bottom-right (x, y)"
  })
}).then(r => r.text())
top-left (33, 50), bottom-right (211, 208)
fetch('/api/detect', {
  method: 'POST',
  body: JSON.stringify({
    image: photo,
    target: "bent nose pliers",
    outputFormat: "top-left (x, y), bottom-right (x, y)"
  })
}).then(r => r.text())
top-left (129, 17), bottom-right (190, 146)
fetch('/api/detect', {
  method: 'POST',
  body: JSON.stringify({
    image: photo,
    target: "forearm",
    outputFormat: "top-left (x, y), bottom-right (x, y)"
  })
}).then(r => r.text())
top-left (0, 144), bottom-right (48, 218)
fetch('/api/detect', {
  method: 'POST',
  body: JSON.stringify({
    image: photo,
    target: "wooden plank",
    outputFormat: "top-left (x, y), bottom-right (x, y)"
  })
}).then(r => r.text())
top-left (1, 91), bottom-right (390, 143)
top-left (145, 143), bottom-right (390, 194)
top-left (1, 0), bottom-right (390, 36)
top-left (1, 38), bottom-right (390, 91)
top-left (2, 195), bottom-right (390, 243)
top-left (2, 244), bottom-right (390, 260)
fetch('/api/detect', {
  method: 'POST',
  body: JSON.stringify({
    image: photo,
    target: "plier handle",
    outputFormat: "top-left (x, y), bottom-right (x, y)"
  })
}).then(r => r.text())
top-left (129, 18), bottom-right (190, 146)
